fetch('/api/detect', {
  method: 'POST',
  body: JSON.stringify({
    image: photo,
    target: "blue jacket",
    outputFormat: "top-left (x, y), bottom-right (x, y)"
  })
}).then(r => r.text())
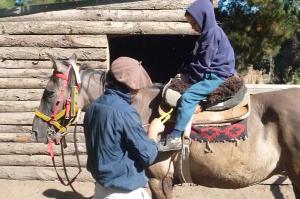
top-left (187, 0), bottom-right (236, 83)
top-left (83, 87), bottom-right (158, 191)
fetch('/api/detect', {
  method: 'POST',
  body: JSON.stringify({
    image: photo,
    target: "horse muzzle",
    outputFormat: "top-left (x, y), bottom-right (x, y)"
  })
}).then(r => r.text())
top-left (32, 115), bottom-right (50, 143)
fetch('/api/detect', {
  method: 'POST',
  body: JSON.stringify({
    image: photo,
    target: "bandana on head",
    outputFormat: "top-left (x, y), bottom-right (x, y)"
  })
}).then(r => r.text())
top-left (110, 57), bottom-right (153, 90)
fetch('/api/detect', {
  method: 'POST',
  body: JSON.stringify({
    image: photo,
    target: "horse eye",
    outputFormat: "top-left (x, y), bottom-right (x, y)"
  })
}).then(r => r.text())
top-left (44, 90), bottom-right (55, 98)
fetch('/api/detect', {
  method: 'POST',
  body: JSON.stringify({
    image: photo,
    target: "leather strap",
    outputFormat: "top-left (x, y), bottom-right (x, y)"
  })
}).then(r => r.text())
top-left (177, 136), bottom-right (193, 183)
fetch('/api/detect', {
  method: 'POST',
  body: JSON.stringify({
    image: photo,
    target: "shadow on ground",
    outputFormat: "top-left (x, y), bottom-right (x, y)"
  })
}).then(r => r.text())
top-left (43, 189), bottom-right (93, 199)
top-left (270, 176), bottom-right (289, 199)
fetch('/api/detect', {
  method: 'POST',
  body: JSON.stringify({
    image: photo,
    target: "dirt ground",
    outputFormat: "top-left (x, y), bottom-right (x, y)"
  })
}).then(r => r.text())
top-left (0, 179), bottom-right (295, 199)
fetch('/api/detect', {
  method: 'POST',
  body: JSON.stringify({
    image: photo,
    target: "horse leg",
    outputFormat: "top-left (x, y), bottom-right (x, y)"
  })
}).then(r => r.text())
top-left (292, 184), bottom-right (300, 199)
top-left (285, 161), bottom-right (300, 199)
top-left (149, 177), bottom-right (174, 199)
top-left (162, 176), bottom-right (174, 199)
top-left (147, 155), bottom-right (175, 199)
top-left (149, 178), bottom-right (164, 199)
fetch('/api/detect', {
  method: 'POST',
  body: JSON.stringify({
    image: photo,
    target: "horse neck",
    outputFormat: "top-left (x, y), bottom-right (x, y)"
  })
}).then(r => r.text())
top-left (77, 68), bottom-right (106, 111)
top-left (76, 66), bottom-right (162, 125)
top-left (132, 86), bottom-right (162, 126)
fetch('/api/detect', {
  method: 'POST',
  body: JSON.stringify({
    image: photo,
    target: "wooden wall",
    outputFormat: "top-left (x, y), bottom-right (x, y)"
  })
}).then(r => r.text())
top-left (0, 34), bottom-right (108, 182)
top-left (0, 0), bottom-right (195, 182)
top-left (0, 0), bottom-right (298, 185)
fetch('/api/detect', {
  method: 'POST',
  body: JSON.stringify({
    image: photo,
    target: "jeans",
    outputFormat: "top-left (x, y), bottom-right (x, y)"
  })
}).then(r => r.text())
top-left (93, 182), bottom-right (151, 199)
top-left (174, 73), bottom-right (225, 131)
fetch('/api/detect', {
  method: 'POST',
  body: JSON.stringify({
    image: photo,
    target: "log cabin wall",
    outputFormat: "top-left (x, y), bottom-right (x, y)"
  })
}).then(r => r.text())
top-left (0, 0), bottom-right (295, 187)
top-left (0, 0), bottom-right (197, 182)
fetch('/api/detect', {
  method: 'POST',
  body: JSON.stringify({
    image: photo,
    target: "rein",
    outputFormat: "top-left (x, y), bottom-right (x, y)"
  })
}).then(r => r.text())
top-left (34, 63), bottom-right (88, 197)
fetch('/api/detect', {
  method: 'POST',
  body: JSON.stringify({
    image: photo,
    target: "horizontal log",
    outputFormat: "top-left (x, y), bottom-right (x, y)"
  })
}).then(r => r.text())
top-left (0, 47), bottom-right (106, 60)
top-left (80, 0), bottom-right (193, 10)
top-left (246, 84), bottom-right (300, 93)
top-left (0, 133), bottom-right (85, 143)
top-left (0, 112), bottom-right (85, 125)
top-left (0, 155), bottom-right (87, 167)
top-left (0, 78), bottom-right (48, 89)
top-left (0, 125), bottom-right (32, 133)
top-left (0, 101), bottom-right (40, 112)
top-left (0, 60), bottom-right (107, 69)
top-left (1, 112), bottom-right (40, 124)
top-left (0, 35), bottom-right (108, 48)
top-left (0, 143), bottom-right (86, 155)
top-left (0, 89), bottom-right (43, 100)
top-left (0, 166), bottom-right (93, 181)
top-left (0, 133), bottom-right (32, 143)
top-left (0, 9), bottom-right (186, 22)
top-left (0, 21), bottom-right (196, 35)
top-left (0, 69), bottom-right (52, 78)
top-left (0, 125), bottom-right (83, 134)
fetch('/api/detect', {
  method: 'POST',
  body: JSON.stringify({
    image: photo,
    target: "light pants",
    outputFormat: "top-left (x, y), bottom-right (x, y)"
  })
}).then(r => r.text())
top-left (93, 182), bottom-right (151, 199)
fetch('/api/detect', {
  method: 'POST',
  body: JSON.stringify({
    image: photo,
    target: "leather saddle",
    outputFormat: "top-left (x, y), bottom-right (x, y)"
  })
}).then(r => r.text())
top-left (159, 75), bottom-right (250, 125)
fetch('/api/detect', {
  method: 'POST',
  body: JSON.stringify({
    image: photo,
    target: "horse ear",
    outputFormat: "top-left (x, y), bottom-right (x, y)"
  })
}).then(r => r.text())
top-left (69, 53), bottom-right (77, 65)
top-left (46, 53), bottom-right (63, 72)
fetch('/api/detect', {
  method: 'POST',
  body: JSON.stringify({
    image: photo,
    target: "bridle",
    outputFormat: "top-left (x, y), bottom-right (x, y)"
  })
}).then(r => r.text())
top-left (35, 63), bottom-right (81, 141)
top-left (34, 62), bottom-right (87, 197)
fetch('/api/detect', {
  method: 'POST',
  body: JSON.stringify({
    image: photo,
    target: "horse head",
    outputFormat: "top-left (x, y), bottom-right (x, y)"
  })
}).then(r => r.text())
top-left (32, 53), bottom-right (81, 143)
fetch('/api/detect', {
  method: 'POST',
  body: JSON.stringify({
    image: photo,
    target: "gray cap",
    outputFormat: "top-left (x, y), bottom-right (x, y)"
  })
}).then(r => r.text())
top-left (110, 57), bottom-right (153, 90)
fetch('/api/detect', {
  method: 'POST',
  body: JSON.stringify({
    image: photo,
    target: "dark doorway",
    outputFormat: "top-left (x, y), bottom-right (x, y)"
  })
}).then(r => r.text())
top-left (108, 35), bottom-right (198, 83)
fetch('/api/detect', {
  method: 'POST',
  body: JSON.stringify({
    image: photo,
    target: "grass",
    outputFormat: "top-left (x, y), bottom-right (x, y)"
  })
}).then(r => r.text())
top-left (0, 0), bottom-right (15, 9)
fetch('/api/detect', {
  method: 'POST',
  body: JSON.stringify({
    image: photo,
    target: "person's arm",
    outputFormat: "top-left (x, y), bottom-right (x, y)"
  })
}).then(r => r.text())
top-left (147, 118), bottom-right (165, 142)
top-left (123, 111), bottom-right (164, 166)
top-left (190, 31), bottom-right (218, 69)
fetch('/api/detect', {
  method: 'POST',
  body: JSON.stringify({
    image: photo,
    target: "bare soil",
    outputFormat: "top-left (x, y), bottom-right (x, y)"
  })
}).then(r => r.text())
top-left (0, 179), bottom-right (295, 199)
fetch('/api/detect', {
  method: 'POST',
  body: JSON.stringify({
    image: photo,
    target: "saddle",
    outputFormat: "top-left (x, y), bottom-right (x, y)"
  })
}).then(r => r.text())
top-left (159, 75), bottom-right (250, 125)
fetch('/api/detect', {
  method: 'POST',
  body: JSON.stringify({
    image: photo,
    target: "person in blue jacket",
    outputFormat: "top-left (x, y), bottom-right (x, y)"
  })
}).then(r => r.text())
top-left (84, 57), bottom-right (165, 199)
top-left (159, 0), bottom-right (237, 151)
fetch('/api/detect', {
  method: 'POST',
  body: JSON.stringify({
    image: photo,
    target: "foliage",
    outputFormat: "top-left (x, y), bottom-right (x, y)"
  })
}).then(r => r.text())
top-left (217, 0), bottom-right (299, 83)
top-left (274, 28), bottom-right (300, 83)
top-left (0, 0), bottom-right (15, 9)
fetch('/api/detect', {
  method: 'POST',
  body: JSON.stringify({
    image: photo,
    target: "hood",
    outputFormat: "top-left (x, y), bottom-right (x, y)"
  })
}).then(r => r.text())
top-left (105, 86), bottom-right (132, 104)
top-left (186, 0), bottom-right (217, 33)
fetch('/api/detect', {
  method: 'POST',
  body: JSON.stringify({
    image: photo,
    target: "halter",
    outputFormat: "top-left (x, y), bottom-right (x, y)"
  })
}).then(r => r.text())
top-left (35, 63), bottom-right (81, 140)
top-left (34, 62), bottom-right (87, 196)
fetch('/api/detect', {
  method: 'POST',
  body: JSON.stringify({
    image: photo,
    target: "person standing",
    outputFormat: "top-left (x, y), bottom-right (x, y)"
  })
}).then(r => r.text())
top-left (84, 57), bottom-right (165, 199)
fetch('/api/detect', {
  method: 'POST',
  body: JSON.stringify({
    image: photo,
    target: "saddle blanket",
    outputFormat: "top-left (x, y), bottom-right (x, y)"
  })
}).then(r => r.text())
top-left (190, 119), bottom-right (247, 142)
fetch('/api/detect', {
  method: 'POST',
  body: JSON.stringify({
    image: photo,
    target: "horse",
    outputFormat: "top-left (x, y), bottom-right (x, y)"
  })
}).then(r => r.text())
top-left (32, 54), bottom-right (300, 199)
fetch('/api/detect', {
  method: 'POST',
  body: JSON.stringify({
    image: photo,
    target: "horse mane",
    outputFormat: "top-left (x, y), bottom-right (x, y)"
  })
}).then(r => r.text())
top-left (67, 63), bottom-right (107, 92)
top-left (79, 63), bottom-right (93, 71)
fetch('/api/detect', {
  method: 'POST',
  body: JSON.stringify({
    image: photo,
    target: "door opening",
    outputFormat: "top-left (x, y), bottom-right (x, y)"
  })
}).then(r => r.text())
top-left (108, 35), bottom-right (198, 83)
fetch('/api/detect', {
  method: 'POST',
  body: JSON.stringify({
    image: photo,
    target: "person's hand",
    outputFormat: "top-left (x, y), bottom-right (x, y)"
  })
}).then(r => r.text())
top-left (148, 118), bottom-right (165, 142)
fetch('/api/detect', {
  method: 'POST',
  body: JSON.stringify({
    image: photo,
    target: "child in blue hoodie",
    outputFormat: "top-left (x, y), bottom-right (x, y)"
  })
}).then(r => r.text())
top-left (159, 0), bottom-right (237, 151)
